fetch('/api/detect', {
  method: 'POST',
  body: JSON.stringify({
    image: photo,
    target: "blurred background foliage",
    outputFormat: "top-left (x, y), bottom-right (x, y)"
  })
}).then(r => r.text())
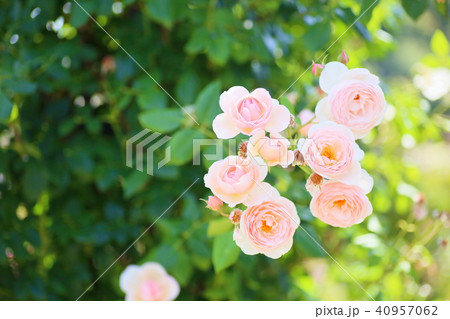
top-left (0, 0), bottom-right (449, 300)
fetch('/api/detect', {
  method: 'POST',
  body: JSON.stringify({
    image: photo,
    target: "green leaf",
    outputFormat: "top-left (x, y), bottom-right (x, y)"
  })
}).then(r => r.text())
top-left (207, 218), bottom-right (234, 237)
top-left (122, 170), bottom-right (149, 199)
top-left (0, 93), bottom-right (13, 121)
top-left (185, 28), bottom-right (209, 54)
top-left (294, 224), bottom-right (326, 258)
top-left (175, 71), bottom-right (199, 105)
top-left (145, 0), bottom-right (174, 29)
top-left (207, 35), bottom-right (231, 65)
top-left (138, 108), bottom-right (184, 133)
top-left (401, 0), bottom-right (428, 20)
top-left (168, 128), bottom-right (205, 165)
top-left (431, 29), bottom-right (449, 57)
top-left (212, 231), bottom-right (240, 272)
top-left (194, 81), bottom-right (221, 125)
top-left (359, 0), bottom-right (379, 24)
top-left (302, 22), bottom-right (331, 52)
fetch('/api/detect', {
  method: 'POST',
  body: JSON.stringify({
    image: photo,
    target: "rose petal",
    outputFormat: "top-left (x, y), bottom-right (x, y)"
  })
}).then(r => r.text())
top-left (358, 169), bottom-right (374, 194)
top-left (219, 86), bottom-right (249, 113)
top-left (265, 104), bottom-right (291, 133)
top-left (243, 182), bottom-right (280, 206)
top-left (314, 97), bottom-right (333, 122)
top-left (212, 113), bottom-right (240, 139)
top-left (319, 61), bottom-right (348, 93)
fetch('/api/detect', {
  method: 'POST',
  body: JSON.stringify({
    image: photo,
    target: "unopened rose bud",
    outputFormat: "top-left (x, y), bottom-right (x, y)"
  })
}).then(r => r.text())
top-left (339, 51), bottom-right (349, 65)
top-left (293, 149), bottom-right (305, 166)
top-left (239, 141), bottom-right (248, 158)
top-left (312, 63), bottom-right (324, 76)
top-left (229, 209), bottom-right (242, 225)
top-left (206, 196), bottom-right (223, 211)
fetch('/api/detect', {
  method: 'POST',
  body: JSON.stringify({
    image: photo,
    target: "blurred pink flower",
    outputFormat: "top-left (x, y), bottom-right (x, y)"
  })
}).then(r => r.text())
top-left (234, 195), bottom-right (300, 258)
top-left (212, 86), bottom-right (291, 138)
top-left (298, 109), bottom-right (317, 136)
top-left (120, 262), bottom-right (180, 301)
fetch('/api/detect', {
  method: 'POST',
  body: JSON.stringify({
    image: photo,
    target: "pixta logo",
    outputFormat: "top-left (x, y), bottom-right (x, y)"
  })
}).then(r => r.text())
top-left (126, 129), bottom-right (171, 176)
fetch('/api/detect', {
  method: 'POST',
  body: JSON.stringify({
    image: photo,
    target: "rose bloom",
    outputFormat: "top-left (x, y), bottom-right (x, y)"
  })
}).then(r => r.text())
top-left (298, 121), bottom-right (365, 185)
top-left (120, 262), bottom-right (180, 301)
top-left (248, 130), bottom-right (294, 167)
top-left (234, 195), bottom-right (300, 259)
top-left (204, 155), bottom-right (277, 207)
top-left (310, 180), bottom-right (373, 228)
top-left (213, 86), bottom-right (291, 139)
top-left (298, 109), bottom-right (317, 136)
top-left (315, 61), bottom-right (387, 138)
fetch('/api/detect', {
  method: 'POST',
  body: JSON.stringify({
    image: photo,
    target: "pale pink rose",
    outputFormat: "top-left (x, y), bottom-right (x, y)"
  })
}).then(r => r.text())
top-left (297, 121), bottom-right (365, 186)
top-left (310, 180), bottom-right (373, 227)
top-left (234, 195), bottom-right (300, 259)
top-left (120, 262), bottom-right (180, 301)
top-left (298, 109), bottom-right (317, 136)
top-left (316, 62), bottom-right (386, 138)
top-left (248, 130), bottom-right (294, 168)
top-left (204, 155), bottom-right (277, 207)
top-left (206, 196), bottom-right (223, 211)
top-left (212, 86), bottom-right (291, 139)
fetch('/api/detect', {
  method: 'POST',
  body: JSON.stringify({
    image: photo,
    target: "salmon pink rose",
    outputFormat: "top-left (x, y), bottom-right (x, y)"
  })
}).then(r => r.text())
top-left (248, 130), bottom-right (294, 168)
top-left (120, 262), bottom-right (180, 301)
top-left (316, 62), bottom-right (386, 138)
top-left (213, 86), bottom-right (291, 139)
top-left (234, 194), bottom-right (300, 259)
top-left (297, 121), bottom-right (365, 186)
top-left (204, 155), bottom-right (277, 207)
top-left (310, 180), bottom-right (373, 227)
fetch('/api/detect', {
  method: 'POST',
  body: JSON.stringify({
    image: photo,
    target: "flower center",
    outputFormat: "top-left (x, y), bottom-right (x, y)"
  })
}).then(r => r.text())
top-left (333, 199), bottom-right (347, 208)
top-left (239, 98), bottom-right (263, 122)
top-left (224, 166), bottom-right (246, 183)
top-left (140, 280), bottom-right (162, 300)
top-left (320, 145), bottom-right (338, 164)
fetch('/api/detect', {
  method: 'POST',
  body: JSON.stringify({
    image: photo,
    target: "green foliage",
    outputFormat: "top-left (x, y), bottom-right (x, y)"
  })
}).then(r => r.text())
top-left (0, 0), bottom-right (448, 301)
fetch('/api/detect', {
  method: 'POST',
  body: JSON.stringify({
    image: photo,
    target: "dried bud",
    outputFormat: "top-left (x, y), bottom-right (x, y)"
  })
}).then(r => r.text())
top-left (293, 149), bottom-right (305, 166)
top-left (289, 114), bottom-right (296, 128)
top-left (239, 141), bottom-right (248, 158)
top-left (312, 63), bottom-right (324, 76)
top-left (101, 55), bottom-right (116, 75)
top-left (339, 51), bottom-right (349, 65)
top-left (229, 209), bottom-right (242, 225)
top-left (305, 173), bottom-right (324, 196)
top-left (309, 173), bottom-right (323, 186)
top-left (206, 196), bottom-right (223, 211)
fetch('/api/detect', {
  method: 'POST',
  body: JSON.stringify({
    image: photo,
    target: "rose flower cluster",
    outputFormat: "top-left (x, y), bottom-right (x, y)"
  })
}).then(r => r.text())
top-left (204, 60), bottom-right (387, 259)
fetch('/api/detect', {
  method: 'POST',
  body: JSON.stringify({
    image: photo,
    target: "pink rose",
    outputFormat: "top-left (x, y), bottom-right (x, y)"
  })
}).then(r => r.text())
top-left (298, 121), bottom-right (365, 186)
top-left (204, 155), bottom-right (277, 207)
top-left (310, 180), bottom-right (373, 228)
top-left (213, 86), bottom-right (291, 138)
top-left (119, 262), bottom-right (180, 301)
top-left (316, 62), bottom-right (386, 138)
top-left (206, 196), bottom-right (223, 211)
top-left (248, 130), bottom-right (294, 168)
top-left (234, 195), bottom-right (300, 259)
top-left (298, 109), bottom-right (317, 136)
